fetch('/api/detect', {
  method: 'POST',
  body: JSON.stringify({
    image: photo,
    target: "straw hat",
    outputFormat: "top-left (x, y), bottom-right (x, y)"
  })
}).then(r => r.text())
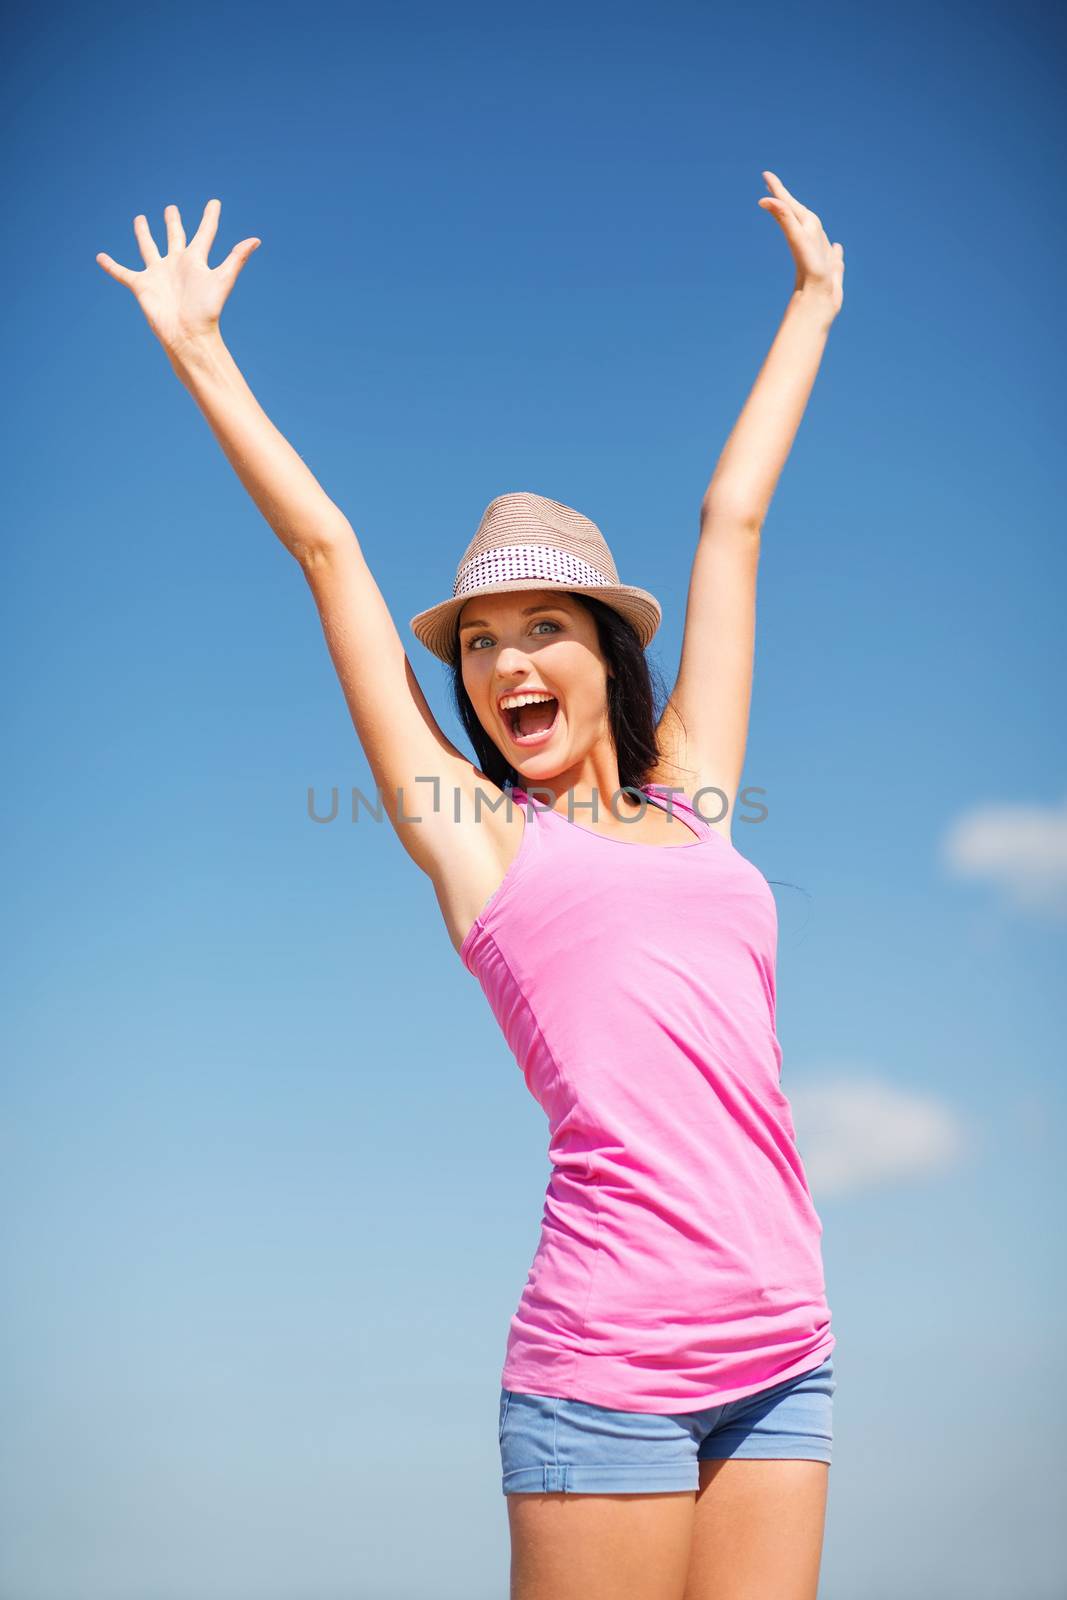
top-left (408, 491), bottom-right (662, 664)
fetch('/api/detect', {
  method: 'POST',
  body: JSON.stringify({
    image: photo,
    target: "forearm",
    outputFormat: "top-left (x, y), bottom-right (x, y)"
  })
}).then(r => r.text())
top-left (701, 286), bottom-right (837, 530)
top-left (167, 327), bottom-right (351, 564)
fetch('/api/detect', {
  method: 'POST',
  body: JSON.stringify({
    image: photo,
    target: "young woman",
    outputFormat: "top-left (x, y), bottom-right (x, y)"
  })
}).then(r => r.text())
top-left (97, 172), bottom-right (845, 1600)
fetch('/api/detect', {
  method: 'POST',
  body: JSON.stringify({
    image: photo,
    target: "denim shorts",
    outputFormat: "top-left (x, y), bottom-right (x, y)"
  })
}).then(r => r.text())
top-left (499, 1354), bottom-right (835, 1495)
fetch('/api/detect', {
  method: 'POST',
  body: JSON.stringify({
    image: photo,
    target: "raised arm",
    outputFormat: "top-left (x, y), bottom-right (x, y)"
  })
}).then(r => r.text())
top-left (96, 199), bottom-right (481, 872)
top-left (653, 172), bottom-right (845, 832)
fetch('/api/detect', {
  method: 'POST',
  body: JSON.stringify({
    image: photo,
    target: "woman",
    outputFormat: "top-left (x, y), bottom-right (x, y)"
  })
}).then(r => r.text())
top-left (97, 171), bottom-right (845, 1600)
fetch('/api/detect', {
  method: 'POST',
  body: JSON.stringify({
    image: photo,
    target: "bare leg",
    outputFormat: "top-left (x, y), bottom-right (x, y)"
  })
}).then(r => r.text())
top-left (507, 1489), bottom-right (697, 1600)
top-left (682, 1459), bottom-right (831, 1600)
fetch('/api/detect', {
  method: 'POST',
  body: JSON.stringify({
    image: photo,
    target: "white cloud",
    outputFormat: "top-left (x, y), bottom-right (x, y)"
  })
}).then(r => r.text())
top-left (786, 1073), bottom-right (974, 1198)
top-left (940, 793), bottom-right (1067, 917)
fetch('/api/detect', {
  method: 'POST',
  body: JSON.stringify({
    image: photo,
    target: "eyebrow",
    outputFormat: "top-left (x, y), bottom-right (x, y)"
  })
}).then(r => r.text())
top-left (458, 603), bottom-right (572, 632)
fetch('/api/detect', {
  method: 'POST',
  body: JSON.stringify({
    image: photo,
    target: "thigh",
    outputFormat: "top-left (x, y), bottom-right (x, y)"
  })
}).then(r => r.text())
top-left (683, 1458), bottom-right (829, 1600)
top-left (509, 1490), bottom-right (696, 1600)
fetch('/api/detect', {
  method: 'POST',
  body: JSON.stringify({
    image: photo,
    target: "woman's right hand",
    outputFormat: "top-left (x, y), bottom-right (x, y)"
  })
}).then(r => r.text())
top-left (96, 199), bottom-right (261, 357)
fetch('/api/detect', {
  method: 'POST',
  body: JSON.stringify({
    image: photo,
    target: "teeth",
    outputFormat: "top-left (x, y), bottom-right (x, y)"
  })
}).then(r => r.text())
top-left (500, 692), bottom-right (556, 712)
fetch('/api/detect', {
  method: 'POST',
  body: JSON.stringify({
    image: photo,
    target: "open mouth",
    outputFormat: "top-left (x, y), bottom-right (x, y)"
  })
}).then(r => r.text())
top-left (502, 696), bottom-right (560, 746)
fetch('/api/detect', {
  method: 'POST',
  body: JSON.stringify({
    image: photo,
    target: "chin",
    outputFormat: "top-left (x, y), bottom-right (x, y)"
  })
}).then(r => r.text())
top-left (514, 755), bottom-right (571, 784)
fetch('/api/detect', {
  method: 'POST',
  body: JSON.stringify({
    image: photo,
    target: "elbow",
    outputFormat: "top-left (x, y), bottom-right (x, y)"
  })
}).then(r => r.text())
top-left (293, 518), bottom-right (357, 572)
top-left (700, 502), bottom-right (763, 539)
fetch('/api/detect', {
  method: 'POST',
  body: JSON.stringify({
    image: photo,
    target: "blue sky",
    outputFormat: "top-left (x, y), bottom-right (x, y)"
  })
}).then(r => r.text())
top-left (4, 1), bottom-right (1065, 1596)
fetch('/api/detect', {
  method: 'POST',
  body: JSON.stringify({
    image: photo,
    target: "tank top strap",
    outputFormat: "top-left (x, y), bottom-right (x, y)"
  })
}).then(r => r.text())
top-left (508, 785), bottom-right (542, 821)
top-left (643, 783), bottom-right (716, 839)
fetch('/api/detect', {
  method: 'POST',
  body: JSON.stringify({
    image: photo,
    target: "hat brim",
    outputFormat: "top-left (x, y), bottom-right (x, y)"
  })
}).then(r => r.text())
top-left (409, 579), bottom-right (662, 664)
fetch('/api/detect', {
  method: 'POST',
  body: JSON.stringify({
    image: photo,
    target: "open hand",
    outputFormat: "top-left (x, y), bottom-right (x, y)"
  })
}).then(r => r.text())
top-left (95, 199), bottom-right (261, 356)
top-left (758, 172), bottom-right (844, 315)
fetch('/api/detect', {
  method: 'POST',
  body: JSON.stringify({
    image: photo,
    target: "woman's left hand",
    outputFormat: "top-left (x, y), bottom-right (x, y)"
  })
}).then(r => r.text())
top-left (758, 171), bottom-right (844, 316)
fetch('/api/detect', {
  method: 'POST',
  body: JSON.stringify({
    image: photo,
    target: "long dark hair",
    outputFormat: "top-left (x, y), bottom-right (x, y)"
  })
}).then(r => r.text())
top-left (447, 591), bottom-right (680, 798)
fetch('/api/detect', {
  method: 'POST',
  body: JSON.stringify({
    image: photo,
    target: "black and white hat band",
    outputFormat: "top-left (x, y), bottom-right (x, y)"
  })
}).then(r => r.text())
top-left (454, 543), bottom-right (613, 597)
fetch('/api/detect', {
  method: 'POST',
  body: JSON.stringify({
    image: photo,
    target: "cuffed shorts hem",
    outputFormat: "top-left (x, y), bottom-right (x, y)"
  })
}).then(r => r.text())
top-left (503, 1463), bottom-right (698, 1494)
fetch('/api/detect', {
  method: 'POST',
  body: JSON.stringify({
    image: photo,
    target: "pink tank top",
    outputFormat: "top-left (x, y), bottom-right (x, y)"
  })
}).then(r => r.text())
top-left (460, 783), bottom-right (835, 1413)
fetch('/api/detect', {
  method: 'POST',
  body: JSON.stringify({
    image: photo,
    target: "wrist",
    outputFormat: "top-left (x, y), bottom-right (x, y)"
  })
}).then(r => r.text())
top-left (791, 283), bottom-right (837, 329)
top-left (165, 322), bottom-right (228, 376)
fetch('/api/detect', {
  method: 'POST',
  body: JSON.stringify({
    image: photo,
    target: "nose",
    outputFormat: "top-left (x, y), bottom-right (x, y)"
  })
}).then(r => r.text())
top-left (493, 654), bottom-right (537, 703)
top-left (495, 643), bottom-right (535, 673)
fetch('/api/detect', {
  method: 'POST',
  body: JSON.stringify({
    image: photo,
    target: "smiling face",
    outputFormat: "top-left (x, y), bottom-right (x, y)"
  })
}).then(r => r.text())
top-left (457, 589), bottom-right (616, 790)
